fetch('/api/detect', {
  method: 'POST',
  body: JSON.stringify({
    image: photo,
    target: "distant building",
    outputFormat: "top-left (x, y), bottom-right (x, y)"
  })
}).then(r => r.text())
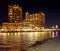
top-left (2, 22), bottom-right (23, 29)
top-left (8, 4), bottom-right (22, 23)
top-left (2, 5), bottom-right (45, 29)
top-left (25, 12), bottom-right (45, 27)
top-left (2, 4), bottom-right (23, 29)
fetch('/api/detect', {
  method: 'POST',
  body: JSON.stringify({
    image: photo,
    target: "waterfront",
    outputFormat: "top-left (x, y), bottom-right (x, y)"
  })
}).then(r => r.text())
top-left (26, 37), bottom-right (60, 51)
top-left (0, 32), bottom-right (22, 51)
top-left (0, 3), bottom-right (59, 51)
top-left (0, 31), bottom-right (51, 51)
top-left (0, 31), bottom-right (59, 51)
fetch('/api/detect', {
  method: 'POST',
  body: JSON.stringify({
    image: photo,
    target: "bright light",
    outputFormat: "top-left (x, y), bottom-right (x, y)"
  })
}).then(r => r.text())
top-left (30, 14), bottom-right (31, 16)
top-left (26, 12), bottom-right (29, 14)
top-left (41, 12), bottom-right (45, 16)
top-left (55, 25), bottom-right (58, 28)
top-left (0, 32), bottom-right (2, 35)
top-left (22, 29), bottom-right (27, 31)
top-left (55, 31), bottom-right (58, 37)
top-left (52, 26), bottom-right (54, 29)
top-left (35, 13), bottom-right (37, 15)
top-left (2, 33), bottom-right (7, 37)
top-left (52, 32), bottom-right (55, 38)
top-left (28, 32), bottom-right (33, 41)
top-left (35, 32), bottom-right (38, 40)
top-left (18, 32), bottom-right (20, 36)
top-left (7, 33), bottom-right (10, 36)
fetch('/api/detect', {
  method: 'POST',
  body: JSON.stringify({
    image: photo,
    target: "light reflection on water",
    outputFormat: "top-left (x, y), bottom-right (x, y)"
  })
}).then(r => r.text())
top-left (0, 32), bottom-right (23, 51)
top-left (0, 31), bottom-right (51, 51)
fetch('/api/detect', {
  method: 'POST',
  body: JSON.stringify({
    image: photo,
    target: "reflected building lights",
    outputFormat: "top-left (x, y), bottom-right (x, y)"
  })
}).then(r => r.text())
top-left (0, 4), bottom-right (60, 51)
top-left (55, 31), bottom-right (58, 37)
top-left (0, 32), bottom-right (2, 35)
top-left (52, 32), bottom-right (55, 38)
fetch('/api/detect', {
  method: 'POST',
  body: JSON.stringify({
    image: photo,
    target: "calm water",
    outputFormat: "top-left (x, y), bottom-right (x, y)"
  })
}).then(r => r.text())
top-left (0, 31), bottom-right (58, 51)
top-left (0, 32), bottom-right (23, 51)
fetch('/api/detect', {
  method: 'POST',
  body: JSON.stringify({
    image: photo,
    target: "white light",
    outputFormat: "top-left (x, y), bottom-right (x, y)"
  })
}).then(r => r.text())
top-left (56, 25), bottom-right (58, 28)
top-left (26, 12), bottom-right (29, 14)
top-left (52, 32), bottom-right (55, 38)
top-left (52, 26), bottom-right (54, 29)
top-left (23, 29), bottom-right (27, 31)
top-left (15, 33), bottom-right (17, 36)
top-left (27, 29), bottom-right (30, 31)
top-left (2, 33), bottom-right (6, 36)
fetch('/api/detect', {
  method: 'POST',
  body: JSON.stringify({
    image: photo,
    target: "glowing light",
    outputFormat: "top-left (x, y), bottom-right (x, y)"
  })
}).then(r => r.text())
top-left (0, 32), bottom-right (2, 35)
top-left (35, 18), bottom-right (38, 20)
top-left (55, 25), bottom-right (58, 28)
top-left (55, 31), bottom-right (58, 37)
top-left (8, 33), bottom-right (10, 36)
top-left (28, 32), bottom-right (33, 41)
top-left (35, 32), bottom-right (38, 40)
top-left (52, 26), bottom-right (54, 29)
top-left (52, 32), bottom-right (55, 38)
top-left (41, 12), bottom-right (45, 16)
top-left (18, 32), bottom-right (20, 36)
top-left (26, 12), bottom-right (29, 14)
top-left (35, 13), bottom-right (37, 15)
top-left (2, 33), bottom-right (7, 39)
top-left (15, 33), bottom-right (17, 36)
top-left (22, 29), bottom-right (27, 31)
top-left (30, 14), bottom-right (31, 16)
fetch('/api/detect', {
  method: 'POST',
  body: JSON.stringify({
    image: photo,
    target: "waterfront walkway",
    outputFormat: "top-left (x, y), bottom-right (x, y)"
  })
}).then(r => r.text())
top-left (26, 38), bottom-right (60, 51)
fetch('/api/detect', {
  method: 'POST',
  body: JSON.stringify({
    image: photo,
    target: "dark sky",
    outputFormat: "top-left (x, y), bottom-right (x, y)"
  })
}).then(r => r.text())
top-left (0, 0), bottom-right (60, 27)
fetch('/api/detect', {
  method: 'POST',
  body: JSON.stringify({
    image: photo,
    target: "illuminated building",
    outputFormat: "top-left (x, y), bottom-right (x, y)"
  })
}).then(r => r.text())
top-left (2, 4), bottom-right (23, 29)
top-left (25, 12), bottom-right (45, 27)
top-left (8, 4), bottom-right (22, 23)
top-left (1, 4), bottom-right (60, 51)
top-left (2, 22), bottom-right (23, 29)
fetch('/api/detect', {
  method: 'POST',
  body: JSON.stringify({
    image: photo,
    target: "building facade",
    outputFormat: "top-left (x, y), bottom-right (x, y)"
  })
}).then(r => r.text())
top-left (1, 4), bottom-right (55, 51)
top-left (25, 12), bottom-right (45, 27)
top-left (8, 4), bottom-right (22, 23)
top-left (2, 22), bottom-right (23, 29)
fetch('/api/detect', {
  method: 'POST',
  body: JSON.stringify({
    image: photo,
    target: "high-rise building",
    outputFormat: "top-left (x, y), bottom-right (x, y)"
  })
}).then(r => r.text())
top-left (8, 4), bottom-right (22, 22)
top-left (25, 12), bottom-right (45, 27)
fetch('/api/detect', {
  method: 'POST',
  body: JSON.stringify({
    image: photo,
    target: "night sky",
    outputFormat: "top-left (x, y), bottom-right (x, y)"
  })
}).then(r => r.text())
top-left (0, 0), bottom-right (60, 27)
